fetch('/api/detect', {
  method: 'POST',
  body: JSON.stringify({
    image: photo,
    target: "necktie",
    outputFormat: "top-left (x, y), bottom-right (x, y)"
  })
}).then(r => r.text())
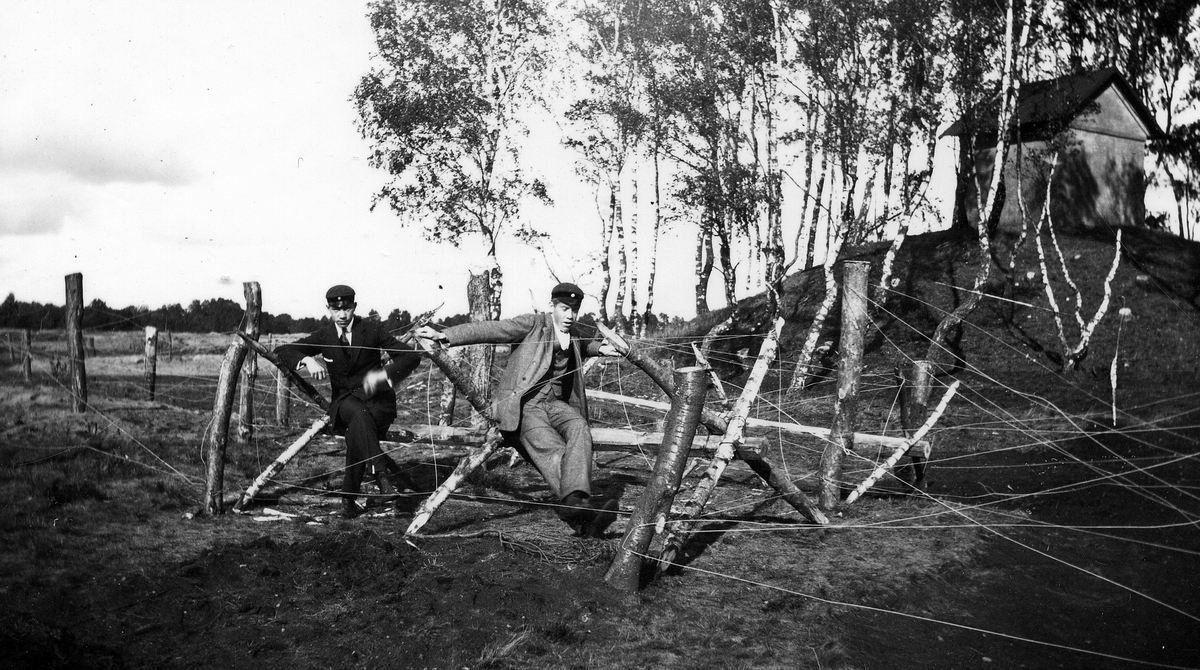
top-left (339, 329), bottom-right (349, 349)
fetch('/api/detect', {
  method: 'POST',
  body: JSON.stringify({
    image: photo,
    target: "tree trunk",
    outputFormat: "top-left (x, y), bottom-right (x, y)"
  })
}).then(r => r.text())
top-left (695, 212), bottom-right (713, 316)
top-left (643, 142), bottom-right (662, 333)
top-left (613, 176), bottom-right (629, 332)
top-left (806, 150), bottom-right (828, 270)
top-left (628, 178), bottom-right (641, 336)
top-left (819, 261), bottom-right (869, 509)
top-left (599, 188), bottom-right (615, 324)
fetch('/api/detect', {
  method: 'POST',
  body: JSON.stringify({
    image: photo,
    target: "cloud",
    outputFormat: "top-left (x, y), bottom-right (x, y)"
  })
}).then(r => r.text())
top-left (0, 178), bottom-right (86, 235)
top-left (0, 128), bottom-right (198, 187)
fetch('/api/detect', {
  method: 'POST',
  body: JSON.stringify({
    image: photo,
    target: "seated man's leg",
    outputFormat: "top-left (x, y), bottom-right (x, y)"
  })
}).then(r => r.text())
top-left (543, 399), bottom-right (593, 498)
top-left (337, 396), bottom-right (393, 513)
top-left (518, 401), bottom-right (570, 499)
top-left (522, 400), bottom-right (615, 537)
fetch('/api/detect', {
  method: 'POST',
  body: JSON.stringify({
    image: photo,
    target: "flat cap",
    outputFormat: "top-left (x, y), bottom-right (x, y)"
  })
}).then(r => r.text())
top-left (325, 284), bottom-right (356, 307)
top-left (550, 282), bottom-right (584, 307)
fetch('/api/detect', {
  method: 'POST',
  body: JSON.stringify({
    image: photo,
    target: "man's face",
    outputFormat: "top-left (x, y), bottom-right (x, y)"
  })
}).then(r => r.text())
top-left (550, 301), bottom-right (578, 333)
top-left (328, 303), bottom-right (356, 329)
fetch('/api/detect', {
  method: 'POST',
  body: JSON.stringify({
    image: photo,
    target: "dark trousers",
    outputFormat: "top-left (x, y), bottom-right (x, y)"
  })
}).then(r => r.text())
top-left (336, 395), bottom-right (395, 497)
top-left (517, 398), bottom-right (593, 500)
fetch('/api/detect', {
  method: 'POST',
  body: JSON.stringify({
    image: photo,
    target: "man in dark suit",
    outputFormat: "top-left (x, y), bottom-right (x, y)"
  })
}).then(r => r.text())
top-left (274, 285), bottom-right (422, 518)
top-left (415, 282), bottom-right (620, 537)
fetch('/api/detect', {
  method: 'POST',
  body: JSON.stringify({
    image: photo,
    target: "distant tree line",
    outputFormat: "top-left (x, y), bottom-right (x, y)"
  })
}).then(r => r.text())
top-left (0, 293), bottom-right (466, 336)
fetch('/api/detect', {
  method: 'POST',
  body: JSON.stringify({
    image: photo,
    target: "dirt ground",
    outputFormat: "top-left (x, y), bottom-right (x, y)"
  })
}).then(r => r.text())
top-left (1, 229), bottom-right (1198, 669)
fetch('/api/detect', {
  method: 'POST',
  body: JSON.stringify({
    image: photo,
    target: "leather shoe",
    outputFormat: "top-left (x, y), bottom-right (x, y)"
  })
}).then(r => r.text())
top-left (341, 498), bottom-right (363, 519)
top-left (558, 493), bottom-right (619, 538)
top-left (584, 497), bottom-right (619, 538)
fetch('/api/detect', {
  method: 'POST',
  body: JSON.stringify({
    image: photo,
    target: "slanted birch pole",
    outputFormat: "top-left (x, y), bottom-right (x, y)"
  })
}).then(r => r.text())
top-left (788, 232), bottom-right (844, 394)
top-left (238, 333), bottom-right (328, 412)
top-left (820, 261), bottom-right (870, 509)
top-left (144, 326), bottom-right (158, 401)
top-left (690, 342), bottom-right (729, 408)
top-left (597, 323), bottom-right (825, 521)
top-left (234, 415), bottom-right (331, 512)
top-left (657, 317), bottom-right (826, 573)
top-left (201, 281), bottom-right (261, 516)
top-left (64, 273), bottom-right (87, 413)
top-left (606, 367), bottom-right (709, 591)
top-left (845, 380), bottom-right (958, 504)
top-left (404, 337), bottom-right (502, 537)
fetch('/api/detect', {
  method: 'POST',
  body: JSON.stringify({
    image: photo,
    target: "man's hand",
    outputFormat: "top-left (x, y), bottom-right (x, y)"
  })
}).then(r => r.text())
top-left (598, 342), bottom-right (620, 357)
top-left (414, 325), bottom-right (449, 346)
top-left (362, 367), bottom-right (390, 399)
top-left (301, 355), bottom-right (330, 380)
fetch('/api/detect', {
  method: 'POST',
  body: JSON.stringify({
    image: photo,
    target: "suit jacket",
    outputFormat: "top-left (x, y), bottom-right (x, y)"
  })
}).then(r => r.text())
top-left (442, 312), bottom-right (602, 432)
top-left (274, 319), bottom-right (421, 427)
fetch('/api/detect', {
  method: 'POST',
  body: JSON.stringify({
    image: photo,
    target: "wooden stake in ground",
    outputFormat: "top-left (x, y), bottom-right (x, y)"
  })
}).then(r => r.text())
top-left (64, 272), bottom-right (88, 413)
top-left (23, 329), bottom-right (32, 382)
top-left (144, 326), bottom-right (158, 401)
top-left (238, 333), bottom-right (328, 412)
top-left (234, 415), bottom-right (331, 512)
top-left (237, 347), bottom-right (258, 444)
top-left (898, 359), bottom-right (933, 490)
top-left (820, 261), bottom-right (870, 509)
top-left (844, 380), bottom-right (959, 505)
top-left (606, 366), bottom-right (709, 591)
top-left (275, 367), bottom-right (291, 427)
top-left (201, 281), bottom-right (261, 516)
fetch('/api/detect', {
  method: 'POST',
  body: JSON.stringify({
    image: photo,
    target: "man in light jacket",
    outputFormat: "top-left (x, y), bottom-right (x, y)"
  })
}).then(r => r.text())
top-left (416, 282), bottom-right (619, 537)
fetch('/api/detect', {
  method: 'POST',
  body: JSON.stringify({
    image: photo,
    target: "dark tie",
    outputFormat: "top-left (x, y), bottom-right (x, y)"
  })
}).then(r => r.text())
top-left (339, 329), bottom-right (349, 349)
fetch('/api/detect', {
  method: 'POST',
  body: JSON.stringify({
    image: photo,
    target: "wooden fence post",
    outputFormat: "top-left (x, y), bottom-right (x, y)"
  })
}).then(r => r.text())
top-left (201, 281), bottom-right (261, 515)
top-left (23, 330), bottom-right (32, 382)
top-left (466, 271), bottom-right (494, 429)
top-left (144, 326), bottom-right (158, 401)
top-left (899, 359), bottom-right (933, 491)
top-left (237, 347), bottom-right (258, 444)
top-left (64, 273), bottom-right (88, 413)
top-left (605, 366), bottom-right (708, 591)
top-left (275, 367), bottom-right (291, 426)
top-left (7, 332), bottom-right (13, 364)
top-left (819, 260), bottom-right (870, 509)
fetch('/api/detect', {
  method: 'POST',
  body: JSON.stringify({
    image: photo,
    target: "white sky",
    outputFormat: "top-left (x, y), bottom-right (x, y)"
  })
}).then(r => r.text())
top-left (0, 2), bottom-right (962, 323)
top-left (0, 2), bottom-right (705, 322)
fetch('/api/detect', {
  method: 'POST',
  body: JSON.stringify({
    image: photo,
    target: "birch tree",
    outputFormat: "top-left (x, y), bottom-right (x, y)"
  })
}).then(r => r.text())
top-left (354, 0), bottom-right (553, 318)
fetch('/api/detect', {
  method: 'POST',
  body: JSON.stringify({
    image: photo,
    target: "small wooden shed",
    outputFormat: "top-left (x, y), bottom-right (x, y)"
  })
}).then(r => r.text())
top-left (944, 67), bottom-right (1164, 233)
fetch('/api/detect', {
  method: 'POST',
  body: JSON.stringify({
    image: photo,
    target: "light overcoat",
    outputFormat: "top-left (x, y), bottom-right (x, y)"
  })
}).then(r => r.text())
top-left (442, 312), bottom-right (602, 432)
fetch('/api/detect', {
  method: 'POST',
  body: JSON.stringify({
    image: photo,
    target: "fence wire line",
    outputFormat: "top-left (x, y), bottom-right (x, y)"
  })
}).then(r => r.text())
top-left (11, 283), bottom-right (1199, 667)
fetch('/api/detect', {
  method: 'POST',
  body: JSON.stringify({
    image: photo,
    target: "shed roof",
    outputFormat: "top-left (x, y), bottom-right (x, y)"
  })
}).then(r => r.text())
top-left (942, 67), bottom-right (1164, 140)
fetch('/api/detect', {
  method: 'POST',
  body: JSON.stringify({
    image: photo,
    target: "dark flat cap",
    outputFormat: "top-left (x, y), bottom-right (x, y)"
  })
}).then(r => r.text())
top-left (550, 282), bottom-right (584, 307)
top-left (326, 284), bottom-right (356, 307)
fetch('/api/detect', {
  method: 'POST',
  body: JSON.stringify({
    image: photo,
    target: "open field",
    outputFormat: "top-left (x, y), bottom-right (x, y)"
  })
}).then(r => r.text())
top-left (1, 229), bottom-right (1198, 669)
